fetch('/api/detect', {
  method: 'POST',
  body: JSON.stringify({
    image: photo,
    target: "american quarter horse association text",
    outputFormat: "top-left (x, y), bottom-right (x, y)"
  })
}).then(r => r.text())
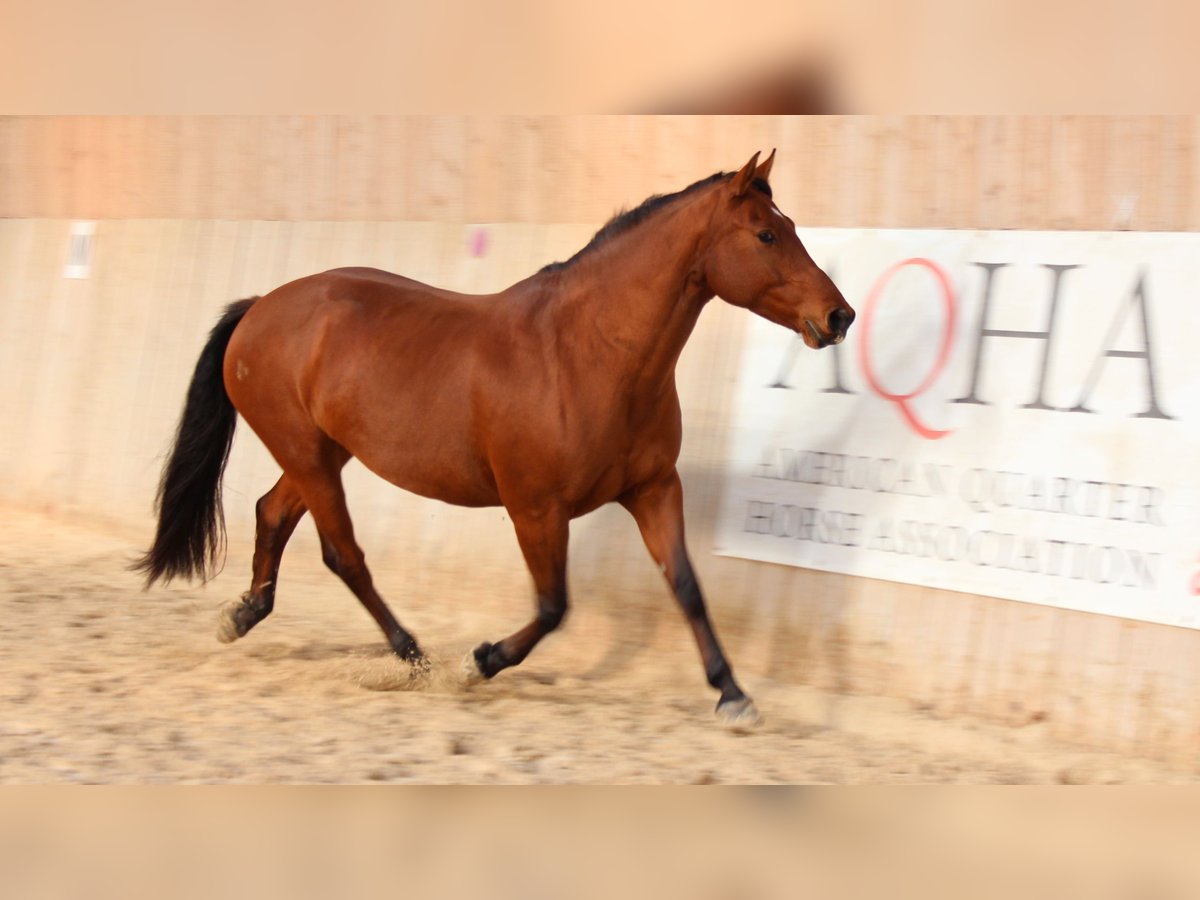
top-left (135, 152), bottom-right (855, 726)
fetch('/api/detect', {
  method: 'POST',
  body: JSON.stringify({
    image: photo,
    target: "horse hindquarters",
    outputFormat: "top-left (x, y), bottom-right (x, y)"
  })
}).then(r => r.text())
top-left (218, 293), bottom-right (428, 663)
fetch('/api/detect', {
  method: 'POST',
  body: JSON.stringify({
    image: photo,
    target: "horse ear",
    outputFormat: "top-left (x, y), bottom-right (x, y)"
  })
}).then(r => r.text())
top-left (755, 148), bottom-right (776, 183)
top-left (730, 152), bottom-right (761, 198)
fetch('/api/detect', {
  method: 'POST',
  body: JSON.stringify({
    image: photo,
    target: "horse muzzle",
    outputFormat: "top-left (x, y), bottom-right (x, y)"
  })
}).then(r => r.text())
top-left (826, 306), bottom-right (855, 344)
top-left (800, 306), bottom-right (854, 349)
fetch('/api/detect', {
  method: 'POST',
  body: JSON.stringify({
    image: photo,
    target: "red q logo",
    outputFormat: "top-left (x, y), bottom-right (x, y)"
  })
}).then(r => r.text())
top-left (857, 258), bottom-right (957, 440)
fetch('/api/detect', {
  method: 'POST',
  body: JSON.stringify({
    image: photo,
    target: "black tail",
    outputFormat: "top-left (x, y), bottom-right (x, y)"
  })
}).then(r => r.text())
top-left (133, 298), bottom-right (258, 587)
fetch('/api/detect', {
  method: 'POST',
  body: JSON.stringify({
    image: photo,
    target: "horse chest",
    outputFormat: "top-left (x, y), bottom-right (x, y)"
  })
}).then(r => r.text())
top-left (552, 400), bottom-right (680, 505)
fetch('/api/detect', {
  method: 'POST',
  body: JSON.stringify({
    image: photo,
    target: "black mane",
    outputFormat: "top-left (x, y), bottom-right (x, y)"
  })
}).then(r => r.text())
top-left (539, 172), bottom-right (772, 274)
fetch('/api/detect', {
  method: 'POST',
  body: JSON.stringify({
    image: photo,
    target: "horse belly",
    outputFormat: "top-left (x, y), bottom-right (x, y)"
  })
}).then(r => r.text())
top-left (346, 422), bottom-right (502, 508)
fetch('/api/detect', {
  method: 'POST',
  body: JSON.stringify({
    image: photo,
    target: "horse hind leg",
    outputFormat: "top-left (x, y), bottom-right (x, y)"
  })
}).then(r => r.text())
top-left (217, 473), bottom-right (307, 643)
top-left (294, 462), bottom-right (426, 666)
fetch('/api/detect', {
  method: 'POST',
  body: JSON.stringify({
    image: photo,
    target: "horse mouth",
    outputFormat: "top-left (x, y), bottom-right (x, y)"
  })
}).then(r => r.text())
top-left (800, 318), bottom-right (848, 348)
top-left (803, 319), bottom-right (829, 348)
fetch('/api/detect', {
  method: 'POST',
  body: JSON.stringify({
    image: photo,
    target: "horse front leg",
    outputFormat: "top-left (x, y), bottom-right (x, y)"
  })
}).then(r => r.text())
top-left (463, 506), bottom-right (569, 682)
top-left (621, 470), bottom-right (759, 728)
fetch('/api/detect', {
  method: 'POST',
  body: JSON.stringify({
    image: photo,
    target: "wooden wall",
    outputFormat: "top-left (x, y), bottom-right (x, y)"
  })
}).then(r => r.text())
top-left (3, 116), bottom-right (1199, 231)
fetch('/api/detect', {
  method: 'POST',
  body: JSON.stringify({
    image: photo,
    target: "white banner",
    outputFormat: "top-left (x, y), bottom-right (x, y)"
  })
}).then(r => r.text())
top-left (715, 229), bottom-right (1200, 628)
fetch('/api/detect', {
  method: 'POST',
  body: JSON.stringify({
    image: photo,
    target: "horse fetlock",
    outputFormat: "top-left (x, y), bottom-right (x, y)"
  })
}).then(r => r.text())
top-left (472, 641), bottom-right (506, 679)
top-left (705, 659), bottom-right (733, 692)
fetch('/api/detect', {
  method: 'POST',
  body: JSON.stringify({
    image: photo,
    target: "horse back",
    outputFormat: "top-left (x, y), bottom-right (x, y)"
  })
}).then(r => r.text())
top-left (323, 266), bottom-right (478, 302)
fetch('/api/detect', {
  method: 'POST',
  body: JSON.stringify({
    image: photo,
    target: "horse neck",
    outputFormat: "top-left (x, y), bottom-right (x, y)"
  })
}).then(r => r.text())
top-left (553, 194), bottom-right (718, 391)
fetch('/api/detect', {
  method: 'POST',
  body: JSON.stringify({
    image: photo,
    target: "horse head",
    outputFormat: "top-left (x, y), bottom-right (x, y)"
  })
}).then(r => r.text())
top-left (702, 150), bottom-right (855, 349)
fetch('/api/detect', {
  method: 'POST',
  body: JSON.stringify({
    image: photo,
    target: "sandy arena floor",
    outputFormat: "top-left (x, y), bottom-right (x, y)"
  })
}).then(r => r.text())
top-left (1, 505), bottom-right (1195, 784)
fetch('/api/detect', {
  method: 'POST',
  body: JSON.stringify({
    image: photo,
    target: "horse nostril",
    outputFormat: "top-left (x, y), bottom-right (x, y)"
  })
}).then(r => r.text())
top-left (828, 307), bottom-right (855, 334)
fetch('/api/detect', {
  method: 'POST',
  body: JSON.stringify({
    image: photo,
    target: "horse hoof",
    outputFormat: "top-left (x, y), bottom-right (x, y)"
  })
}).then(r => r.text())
top-left (216, 600), bottom-right (245, 644)
top-left (460, 650), bottom-right (486, 687)
top-left (716, 697), bottom-right (761, 731)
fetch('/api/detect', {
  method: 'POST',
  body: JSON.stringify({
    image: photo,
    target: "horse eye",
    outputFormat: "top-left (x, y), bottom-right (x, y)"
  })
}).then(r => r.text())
top-left (757, 230), bottom-right (776, 245)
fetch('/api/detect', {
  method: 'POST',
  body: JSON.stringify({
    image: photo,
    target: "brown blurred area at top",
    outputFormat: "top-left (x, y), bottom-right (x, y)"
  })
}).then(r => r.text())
top-left (2, 0), bottom-right (1198, 113)
top-left (646, 62), bottom-right (839, 115)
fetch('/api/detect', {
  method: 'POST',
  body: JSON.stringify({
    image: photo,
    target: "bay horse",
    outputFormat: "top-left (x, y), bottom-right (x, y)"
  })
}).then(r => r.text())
top-left (135, 151), bottom-right (854, 726)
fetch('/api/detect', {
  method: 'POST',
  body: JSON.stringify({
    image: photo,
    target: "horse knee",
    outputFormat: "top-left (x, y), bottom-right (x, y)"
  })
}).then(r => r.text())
top-left (247, 589), bottom-right (274, 616)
